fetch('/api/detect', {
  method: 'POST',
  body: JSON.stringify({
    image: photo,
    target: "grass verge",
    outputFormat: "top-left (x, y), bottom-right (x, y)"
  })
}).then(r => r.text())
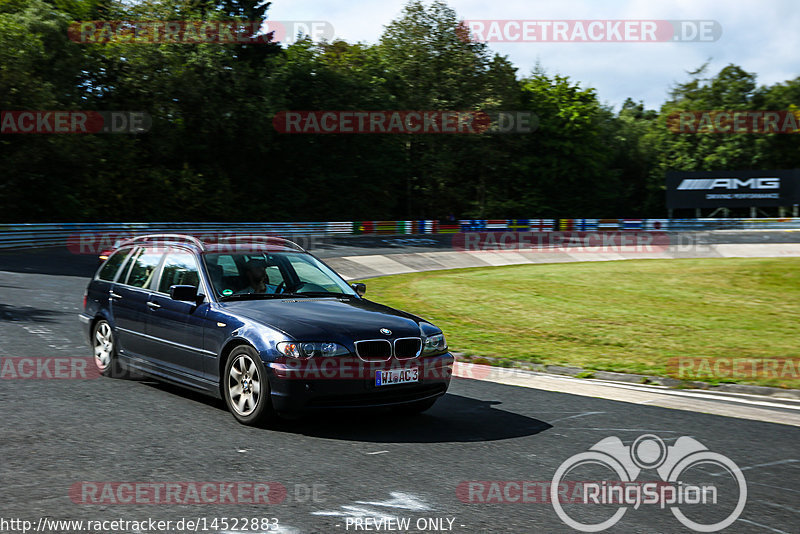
top-left (365, 258), bottom-right (800, 389)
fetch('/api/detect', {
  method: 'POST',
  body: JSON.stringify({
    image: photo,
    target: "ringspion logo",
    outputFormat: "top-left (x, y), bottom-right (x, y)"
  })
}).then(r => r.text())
top-left (551, 435), bottom-right (746, 532)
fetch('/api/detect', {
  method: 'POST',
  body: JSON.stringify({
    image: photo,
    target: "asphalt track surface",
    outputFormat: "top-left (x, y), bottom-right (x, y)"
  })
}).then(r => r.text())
top-left (0, 244), bottom-right (798, 534)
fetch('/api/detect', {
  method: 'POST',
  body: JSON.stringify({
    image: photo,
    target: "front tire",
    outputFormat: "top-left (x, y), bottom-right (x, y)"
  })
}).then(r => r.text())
top-left (223, 346), bottom-right (275, 426)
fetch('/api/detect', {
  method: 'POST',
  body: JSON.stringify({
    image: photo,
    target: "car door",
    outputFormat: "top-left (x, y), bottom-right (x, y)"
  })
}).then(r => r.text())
top-left (110, 247), bottom-right (165, 361)
top-left (90, 246), bottom-right (134, 311)
top-left (146, 248), bottom-right (210, 382)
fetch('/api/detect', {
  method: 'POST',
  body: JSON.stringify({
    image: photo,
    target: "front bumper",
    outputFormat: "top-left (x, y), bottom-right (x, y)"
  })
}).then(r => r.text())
top-left (267, 352), bottom-right (454, 412)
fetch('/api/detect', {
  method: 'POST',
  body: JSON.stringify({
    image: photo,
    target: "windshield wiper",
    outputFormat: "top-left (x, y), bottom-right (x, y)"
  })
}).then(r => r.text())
top-left (218, 293), bottom-right (288, 301)
top-left (220, 291), bottom-right (355, 301)
top-left (280, 292), bottom-right (352, 298)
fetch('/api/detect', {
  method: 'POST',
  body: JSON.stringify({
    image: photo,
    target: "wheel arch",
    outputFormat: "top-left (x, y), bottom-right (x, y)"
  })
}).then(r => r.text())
top-left (89, 312), bottom-right (114, 343)
top-left (217, 338), bottom-right (259, 397)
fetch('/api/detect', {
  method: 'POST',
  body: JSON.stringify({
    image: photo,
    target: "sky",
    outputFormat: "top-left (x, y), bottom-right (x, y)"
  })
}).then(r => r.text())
top-left (266, 0), bottom-right (800, 110)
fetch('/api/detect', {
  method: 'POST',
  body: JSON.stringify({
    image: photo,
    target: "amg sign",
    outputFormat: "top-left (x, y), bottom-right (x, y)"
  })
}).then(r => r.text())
top-left (666, 170), bottom-right (800, 209)
top-left (677, 178), bottom-right (780, 190)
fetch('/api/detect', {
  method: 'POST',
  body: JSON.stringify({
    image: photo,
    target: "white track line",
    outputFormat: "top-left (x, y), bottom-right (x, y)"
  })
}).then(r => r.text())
top-left (709, 459), bottom-right (798, 476)
top-left (737, 518), bottom-right (791, 534)
top-left (453, 362), bottom-right (800, 426)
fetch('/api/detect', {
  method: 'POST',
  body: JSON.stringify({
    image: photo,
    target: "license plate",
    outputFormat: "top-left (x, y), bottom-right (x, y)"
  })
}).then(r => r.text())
top-left (376, 367), bottom-right (419, 386)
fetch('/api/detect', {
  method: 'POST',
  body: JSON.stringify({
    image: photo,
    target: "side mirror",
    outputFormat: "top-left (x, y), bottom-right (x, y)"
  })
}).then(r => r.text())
top-left (351, 282), bottom-right (366, 297)
top-left (170, 285), bottom-right (202, 304)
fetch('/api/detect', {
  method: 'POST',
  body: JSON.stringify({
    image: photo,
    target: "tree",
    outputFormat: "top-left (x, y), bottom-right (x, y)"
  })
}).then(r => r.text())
top-left (377, 0), bottom-right (519, 218)
top-left (1, 0), bottom-right (797, 222)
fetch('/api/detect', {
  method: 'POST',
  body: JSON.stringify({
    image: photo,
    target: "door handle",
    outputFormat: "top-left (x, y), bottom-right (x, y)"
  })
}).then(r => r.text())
top-left (147, 301), bottom-right (161, 309)
top-left (109, 292), bottom-right (122, 300)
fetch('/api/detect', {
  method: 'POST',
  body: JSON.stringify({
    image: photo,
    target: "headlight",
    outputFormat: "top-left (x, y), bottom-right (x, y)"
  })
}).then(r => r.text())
top-left (422, 333), bottom-right (447, 355)
top-left (277, 341), bottom-right (349, 359)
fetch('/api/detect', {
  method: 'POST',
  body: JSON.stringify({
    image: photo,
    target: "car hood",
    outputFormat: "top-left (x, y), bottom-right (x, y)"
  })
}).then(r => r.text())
top-left (218, 297), bottom-right (425, 343)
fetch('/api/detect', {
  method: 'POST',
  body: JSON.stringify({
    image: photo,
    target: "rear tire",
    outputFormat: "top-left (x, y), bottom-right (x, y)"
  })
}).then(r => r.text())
top-left (223, 346), bottom-right (275, 426)
top-left (92, 320), bottom-right (127, 378)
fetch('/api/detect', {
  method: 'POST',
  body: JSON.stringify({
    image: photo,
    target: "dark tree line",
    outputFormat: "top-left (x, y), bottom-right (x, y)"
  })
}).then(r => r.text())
top-left (1, 0), bottom-right (798, 222)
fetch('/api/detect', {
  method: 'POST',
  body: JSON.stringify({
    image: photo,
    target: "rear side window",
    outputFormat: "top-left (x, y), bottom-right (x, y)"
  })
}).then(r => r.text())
top-left (158, 252), bottom-right (200, 293)
top-left (124, 249), bottom-right (164, 289)
top-left (97, 248), bottom-right (133, 281)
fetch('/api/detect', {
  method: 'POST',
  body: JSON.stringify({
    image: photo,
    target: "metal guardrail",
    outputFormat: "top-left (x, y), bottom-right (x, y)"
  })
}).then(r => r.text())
top-left (1, 218), bottom-right (800, 250)
top-left (0, 222), bottom-right (352, 250)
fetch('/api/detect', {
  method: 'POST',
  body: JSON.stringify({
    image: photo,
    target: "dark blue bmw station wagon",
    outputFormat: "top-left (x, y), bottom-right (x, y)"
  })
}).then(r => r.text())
top-left (79, 234), bottom-right (453, 426)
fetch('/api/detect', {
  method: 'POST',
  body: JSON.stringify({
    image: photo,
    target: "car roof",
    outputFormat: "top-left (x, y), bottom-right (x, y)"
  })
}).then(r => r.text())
top-left (114, 234), bottom-right (307, 254)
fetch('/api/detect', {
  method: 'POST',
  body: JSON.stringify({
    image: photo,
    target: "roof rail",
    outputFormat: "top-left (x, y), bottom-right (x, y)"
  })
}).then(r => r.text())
top-left (128, 234), bottom-right (206, 251)
top-left (215, 235), bottom-right (306, 252)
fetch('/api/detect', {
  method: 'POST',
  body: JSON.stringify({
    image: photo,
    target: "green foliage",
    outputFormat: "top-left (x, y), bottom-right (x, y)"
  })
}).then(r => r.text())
top-left (648, 64), bottom-right (800, 207)
top-left (0, 0), bottom-right (797, 221)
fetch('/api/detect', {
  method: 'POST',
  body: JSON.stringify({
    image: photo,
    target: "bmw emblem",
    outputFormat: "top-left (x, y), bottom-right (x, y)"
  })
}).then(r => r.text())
top-left (380, 328), bottom-right (392, 336)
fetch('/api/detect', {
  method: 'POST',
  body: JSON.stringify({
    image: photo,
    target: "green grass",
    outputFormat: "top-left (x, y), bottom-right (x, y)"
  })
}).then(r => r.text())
top-left (365, 258), bottom-right (800, 389)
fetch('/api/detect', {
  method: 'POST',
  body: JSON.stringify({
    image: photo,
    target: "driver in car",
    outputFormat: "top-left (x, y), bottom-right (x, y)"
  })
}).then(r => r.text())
top-left (236, 258), bottom-right (278, 294)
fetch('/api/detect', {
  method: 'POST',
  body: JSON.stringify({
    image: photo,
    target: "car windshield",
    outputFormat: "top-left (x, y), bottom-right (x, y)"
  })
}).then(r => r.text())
top-left (203, 252), bottom-right (356, 299)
